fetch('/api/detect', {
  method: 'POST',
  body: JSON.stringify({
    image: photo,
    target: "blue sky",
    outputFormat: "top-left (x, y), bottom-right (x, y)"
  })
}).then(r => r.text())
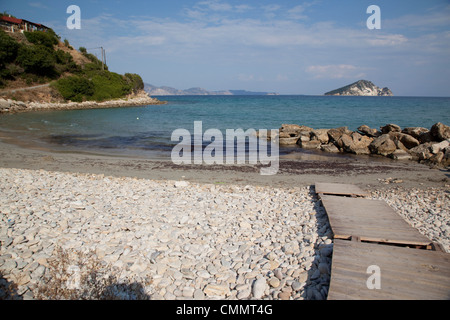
top-left (2, 0), bottom-right (450, 96)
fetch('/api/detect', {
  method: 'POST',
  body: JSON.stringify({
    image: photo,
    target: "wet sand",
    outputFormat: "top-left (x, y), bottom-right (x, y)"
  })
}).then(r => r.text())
top-left (0, 138), bottom-right (448, 190)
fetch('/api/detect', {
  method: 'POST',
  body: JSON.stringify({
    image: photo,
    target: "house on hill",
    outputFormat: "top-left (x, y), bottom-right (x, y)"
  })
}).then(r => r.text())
top-left (0, 15), bottom-right (49, 33)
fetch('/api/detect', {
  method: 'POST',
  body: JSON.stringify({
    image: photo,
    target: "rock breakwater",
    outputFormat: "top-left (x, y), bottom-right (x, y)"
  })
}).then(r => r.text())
top-left (276, 122), bottom-right (450, 167)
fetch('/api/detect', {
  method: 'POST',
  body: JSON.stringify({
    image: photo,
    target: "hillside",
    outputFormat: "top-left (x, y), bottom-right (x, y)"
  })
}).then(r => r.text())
top-left (145, 83), bottom-right (278, 96)
top-left (0, 28), bottom-right (145, 103)
top-left (324, 80), bottom-right (393, 96)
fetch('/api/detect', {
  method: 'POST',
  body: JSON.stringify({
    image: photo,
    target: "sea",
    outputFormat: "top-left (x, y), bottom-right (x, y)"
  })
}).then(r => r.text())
top-left (0, 95), bottom-right (449, 160)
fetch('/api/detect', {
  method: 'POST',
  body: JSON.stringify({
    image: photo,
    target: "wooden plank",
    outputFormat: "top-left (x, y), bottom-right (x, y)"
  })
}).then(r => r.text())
top-left (315, 182), bottom-right (370, 197)
top-left (327, 240), bottom-right (450, 300)
top-left (320, 195), bottom-right (432, 246)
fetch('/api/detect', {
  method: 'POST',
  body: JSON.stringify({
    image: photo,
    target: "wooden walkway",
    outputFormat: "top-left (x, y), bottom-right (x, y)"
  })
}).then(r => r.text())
top-left (315, 182), bottom-right (370, 198)
top-left (316, 182), bottom-right (450, 300)
top-left (320, 195), bottom-right (433, 248)
top-left (328, 240), bottom-right (450, 300)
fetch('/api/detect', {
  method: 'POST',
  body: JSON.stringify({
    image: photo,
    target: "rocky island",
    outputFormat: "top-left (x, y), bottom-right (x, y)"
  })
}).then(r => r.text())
top-left (324, 80), bottom-right (393, 96)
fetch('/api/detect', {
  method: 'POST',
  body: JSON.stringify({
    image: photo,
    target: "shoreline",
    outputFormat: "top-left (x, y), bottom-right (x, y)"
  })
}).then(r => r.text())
top-left (0, 91), bottom-right (166, 114)
top-left (0, 138), bottom-right (449, 189)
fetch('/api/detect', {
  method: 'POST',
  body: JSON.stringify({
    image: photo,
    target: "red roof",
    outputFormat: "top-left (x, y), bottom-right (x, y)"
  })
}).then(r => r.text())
top-left (1, 16), bottom-right (49, 29)
top-left (1, 16), bottom-right (23, 24)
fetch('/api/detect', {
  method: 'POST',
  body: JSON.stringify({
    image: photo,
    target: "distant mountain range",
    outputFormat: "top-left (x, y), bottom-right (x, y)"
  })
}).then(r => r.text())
top-left (144, 83), bottom-right (278, 96)
top-left (324, 80), bottom-right (393, 96)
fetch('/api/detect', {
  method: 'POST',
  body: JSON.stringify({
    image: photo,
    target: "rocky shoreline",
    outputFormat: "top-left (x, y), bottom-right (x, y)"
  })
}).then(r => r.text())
top-left (0, 168), bottom-right (448, 300)
top-left (276, 122), bottom-right (450, 167)
top-left (0, 91), bottom-right (166, 114)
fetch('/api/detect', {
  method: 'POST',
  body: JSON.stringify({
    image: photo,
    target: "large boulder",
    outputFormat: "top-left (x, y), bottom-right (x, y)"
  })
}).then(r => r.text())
top-left (418, 131), bottom-right (434, 144)
top-left (311, 129), bottom-right (329, 144)
top-left (388, 132), bottom-right (420, 149)
top-left (279, 136), bottom-right (299, 145)
top-left (402, 127), bottom-right (429, 140)
top-left (279, 124), bottom-right (313, 145)
top-left (369, 134), bottom-right (397, 156)
top-left (297, 139), bottom-right (321, 149)
top-left (409, 142), bottom-right (434, 161)
top-left (430, 140), bottom-right (450, 154)
top-left (0, 99), bottom-right (11, 111)
top-left (280, 124), bottom-right (313, 135)
top-left (341, 132), bottom-right (372, 155)
top-left (321, 143), bottom-right (340, 153)
top-left (357, 125), bottom-right (380, 137)
top-left (430, 122), bottom-right (450, 141)
top-left (380, 123), bottom-right (401, 134)
top-left (327, 126), bottom-right (351, 149)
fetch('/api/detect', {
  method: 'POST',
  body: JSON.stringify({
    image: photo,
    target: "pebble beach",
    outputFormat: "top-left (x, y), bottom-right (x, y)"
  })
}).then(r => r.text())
top-left (1, 166), bottom-right (448, 300)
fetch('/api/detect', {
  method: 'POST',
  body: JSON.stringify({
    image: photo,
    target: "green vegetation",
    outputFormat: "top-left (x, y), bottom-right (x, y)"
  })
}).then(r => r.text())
top-left (0, 28), bottom-right (145, 102)
top-left (0, 29), bottom-right (71, 86)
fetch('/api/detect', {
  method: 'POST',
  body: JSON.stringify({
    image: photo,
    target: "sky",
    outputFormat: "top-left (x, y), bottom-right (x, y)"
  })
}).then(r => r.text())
top-left (2, 0), bottom-right (450, 96)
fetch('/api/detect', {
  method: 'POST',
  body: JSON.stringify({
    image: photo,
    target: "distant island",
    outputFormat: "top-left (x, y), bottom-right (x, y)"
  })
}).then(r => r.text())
top-left (145, 83), bottom-right (279, 96)
top-left (324, 80), bottom-right (393, 96)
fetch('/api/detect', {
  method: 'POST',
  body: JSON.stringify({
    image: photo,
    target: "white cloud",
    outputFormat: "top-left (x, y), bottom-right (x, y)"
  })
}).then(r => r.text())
top-left (28, 2), bottom-right (49, 9)
top-left (287, 5), bottom-right (308, 20)
top-left (366, 34), bottom-right (408, 46)
top-left (383, 5), bottom-right (450, 30)
top-left (197, 0), bottom-right (233, 12)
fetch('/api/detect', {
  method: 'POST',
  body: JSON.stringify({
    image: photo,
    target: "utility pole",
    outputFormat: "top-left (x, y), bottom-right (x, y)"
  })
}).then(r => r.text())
top-left (87, 47), bottom-right (106, 70)
top-left (101, 47), bottom-right (104, 70)
top-left (103, 48), bottom-right (107, 69)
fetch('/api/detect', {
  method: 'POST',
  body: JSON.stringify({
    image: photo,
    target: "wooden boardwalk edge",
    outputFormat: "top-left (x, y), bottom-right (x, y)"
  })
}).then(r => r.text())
top-left (327, 240), bottom-right (450, 300)
top-left (313, 183), bottom-right (450, 300)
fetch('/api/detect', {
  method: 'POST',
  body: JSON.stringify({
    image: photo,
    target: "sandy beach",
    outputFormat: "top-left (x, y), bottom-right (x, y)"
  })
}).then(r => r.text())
top-left (0, 138), bottom-right (449, 300)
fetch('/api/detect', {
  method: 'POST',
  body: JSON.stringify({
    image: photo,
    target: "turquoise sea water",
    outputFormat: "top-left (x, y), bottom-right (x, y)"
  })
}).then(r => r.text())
top-left (0, 95), bottom-right (449, 158)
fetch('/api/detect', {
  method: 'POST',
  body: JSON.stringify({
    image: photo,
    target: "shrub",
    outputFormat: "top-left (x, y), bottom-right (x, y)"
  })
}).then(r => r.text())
top-left (16, 45), bottom-right (57, 77)
top-left (52, 75), bottom-right (94, 102)
top-left (23, 30), bottom-right (58, 48)
top-left (0, 30), bottom-right (19, 67)
top-left (36, 247), bottom-right (151, 300)
top-left (90, 71), bottom-right (132, 101)
top-left (124, 73), bottom-right (144, 93)
top-left (0, 271), bottom-right (21, 300)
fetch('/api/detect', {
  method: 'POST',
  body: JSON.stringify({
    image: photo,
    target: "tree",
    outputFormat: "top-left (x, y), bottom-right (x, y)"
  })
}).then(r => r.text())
top-left (17, 45), bottom-right (57, 76)
top-left (0, 30), bottom-right (19, 67)
top-left (124, 73), bottom-right (144, 93)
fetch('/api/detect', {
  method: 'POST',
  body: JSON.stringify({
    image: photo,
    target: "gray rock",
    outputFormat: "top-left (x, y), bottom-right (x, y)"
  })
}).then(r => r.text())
top-left (193, 289), bottom-right (205, 300)
top-left (369, 134), bottom-right (397, 156)
top-left (402, 127), bottom-right (429, 139)
top-left (358, 125), bottom-right (380, 137)
top-left (321, 143), bottom-right (340, 153)
top-left (252, 277), bottom-right (267, 299)
top-left (430, 122), bottom-right (450, 141)
top-left (381, 123), bottom-right (401, 134)
top-left (291, 281), bottom-right (303, 291)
